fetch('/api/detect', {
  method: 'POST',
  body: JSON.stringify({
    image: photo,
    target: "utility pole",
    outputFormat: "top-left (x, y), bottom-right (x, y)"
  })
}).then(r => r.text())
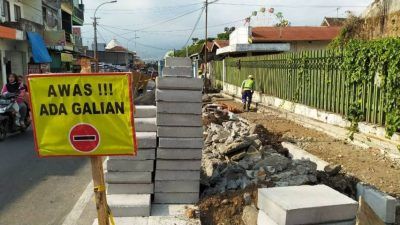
top-left (204, 0), bottom-right (208, 75)
top-left (93, 17), bottom-right (99, 72)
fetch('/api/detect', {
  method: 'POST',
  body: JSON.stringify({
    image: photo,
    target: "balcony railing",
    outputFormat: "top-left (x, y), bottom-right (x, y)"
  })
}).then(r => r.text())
top-left (72, 4), bottom-right (84, 25)
top-left (1, 18), bottom-right (44, 33)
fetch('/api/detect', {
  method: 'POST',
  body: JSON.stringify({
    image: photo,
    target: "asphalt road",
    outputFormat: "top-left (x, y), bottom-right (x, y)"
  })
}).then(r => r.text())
top-left (0, 128), bottom-right (92, 225)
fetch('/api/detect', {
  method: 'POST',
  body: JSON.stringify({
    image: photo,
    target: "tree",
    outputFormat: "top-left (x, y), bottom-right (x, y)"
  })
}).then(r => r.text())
top-left (216, 27), bottom-right (235, 40)
top-left (275, 12), bottom-right (290, 27)
top-left (192, 38), bottom-right (199, 44)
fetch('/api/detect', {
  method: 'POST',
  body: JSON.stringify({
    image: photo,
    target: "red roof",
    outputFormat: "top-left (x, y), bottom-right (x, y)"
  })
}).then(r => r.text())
top-left (202, 41), bottom-right (213, 53)
top-left (213, 40), bottom-right (229, 48)
top-left (251, 26), bottom-right (341, 43)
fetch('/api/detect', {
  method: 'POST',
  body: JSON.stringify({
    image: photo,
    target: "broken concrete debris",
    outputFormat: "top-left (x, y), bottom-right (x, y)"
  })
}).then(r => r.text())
top-left (201, 104), bottom-right (318, 196)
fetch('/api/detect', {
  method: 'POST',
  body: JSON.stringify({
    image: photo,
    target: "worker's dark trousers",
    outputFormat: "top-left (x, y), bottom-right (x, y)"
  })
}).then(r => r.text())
top-left (242, 90), bottom-right (253, 110)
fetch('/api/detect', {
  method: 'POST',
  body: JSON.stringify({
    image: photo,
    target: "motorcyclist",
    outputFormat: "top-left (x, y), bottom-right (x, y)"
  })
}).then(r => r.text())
top-left (1, 73), bottom-right (27, 127)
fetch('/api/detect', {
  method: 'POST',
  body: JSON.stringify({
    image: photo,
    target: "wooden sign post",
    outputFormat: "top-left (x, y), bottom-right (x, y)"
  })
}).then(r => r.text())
top-left (91, 156), bottom-right (109, 225)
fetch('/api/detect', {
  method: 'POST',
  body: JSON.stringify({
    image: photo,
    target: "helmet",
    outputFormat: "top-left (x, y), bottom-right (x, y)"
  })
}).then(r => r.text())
top-left (248, 75), bottom-right (254, 79)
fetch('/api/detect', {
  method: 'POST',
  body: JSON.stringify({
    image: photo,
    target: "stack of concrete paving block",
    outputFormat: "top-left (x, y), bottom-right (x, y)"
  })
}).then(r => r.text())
top-left (105, 105), bottom-right (157, 217)
top-left (155, 57), bottom-right (203, 204)
top-left (257, 185), bottom-right (358, 225)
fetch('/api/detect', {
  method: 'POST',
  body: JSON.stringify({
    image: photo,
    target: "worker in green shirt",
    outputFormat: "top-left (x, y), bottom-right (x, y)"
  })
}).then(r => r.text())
top-left (241, 75), bottom-right (255, 111)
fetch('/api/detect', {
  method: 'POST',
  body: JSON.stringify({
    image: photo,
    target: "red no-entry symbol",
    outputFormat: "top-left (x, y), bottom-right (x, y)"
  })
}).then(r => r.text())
top-left (69, 123), bottom-right (100, 153)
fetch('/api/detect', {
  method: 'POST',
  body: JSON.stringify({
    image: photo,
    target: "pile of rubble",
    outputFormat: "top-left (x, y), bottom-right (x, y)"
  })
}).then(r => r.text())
top-left (201, 105), bottom-right (318, 196)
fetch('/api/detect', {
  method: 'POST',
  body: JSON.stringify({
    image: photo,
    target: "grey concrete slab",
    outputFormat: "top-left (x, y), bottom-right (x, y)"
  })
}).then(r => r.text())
top-left (156, 90), bottom-right (202, 103)
top-left (92, 217), bottom-right (148, 225)
top-left (155, 170), bottom-right (200, 181)
top-left (136, 132), bottom-right (157, 149)
top-left (258, 210), bottom-right (278, 225)
top-left (105, 171), bottom-right (152, 184)
top-left (157, 114), bottom-right (202, 127)
top-left (165, 57), bottom-right (191, 67)
top-left (157, 149), bottom-right (202, 160)
top-left (135, 118), bottom-right (157, 132)
top-left (156, 77), bottom-right (202, 91)
top-left (158, 138), bottom-right (203, 149)
top-left (107, 183), bottom-right (154, 194)
top-left (157, 102), bottom-right (202, 115)
top-left (258, 185), bottom-right (358, 225)
top-left (110, 149), bottom-right (156, 161)
top-left (148, 216), bottom-right (201, 225)
top-left (163, 67), bottom-right (192, 77)
top-left (151, 204), bottom-right (197, 216)
top-left (156, 160), bottom-right (201, 171)
top-left (356, 183), bottom-right (397, 223)
top-left (158, 126), bottom-right (204, 138)
top-left (155, 181), bottom-right (199, 193)
top-left (107, 159), bottom-right (154, 172)
top-left (154, 193), bottom-right (199, 204)
top-left (135, 105), bottom-right (156, 118)
top-left (107, 194), bottom-right (151, 217)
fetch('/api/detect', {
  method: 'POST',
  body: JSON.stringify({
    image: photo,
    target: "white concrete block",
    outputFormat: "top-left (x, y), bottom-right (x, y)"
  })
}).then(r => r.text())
top-left (136, 132), bottom-right (157, 149)
top-left (107, 183), bottom-right (154, 194)
top-left (135, 118), bottom-right (157, 132)
top-left (154, 193), bottom-right (199, 204)
top-left (163, 67), bottom-right (192, 77)
top-left (151, 204), bottom-right (197, 216)
top-left (156, 160), bottom-right (201, 171)
top-left (108, 194), bottom-right (151, 217)
top-left (258, 185), bottom-right (358, 225)
top-left (158, 138), bottom-right (203, 149)
top-left (148, 216), bottom-right (201, 225)
top-left (282, 142), bottom-right (329, 171)
top-left (356, 183), bottom-right (397, 223)
top-left (157, 102), bottom-right (202, 114)
top-left (155, 170), bottom-right (200, 181)
top-left (155, 181), bottom-right (199, 193)
top-left (157, 114), bottom-right (202, 127)
top-left (157, 149), bottom-right (202, 160)
top-left (156, 89), bottom-right (202, 103)
top-left (158, 126), bottom-right (204, 138)
top-left (93, 217), bottom-right (148, 225)
top-left (105, 171), bottom-right (152, 184)
top-left (156, 77), bottom-right (202, 90)
top-left (165, 57), bottom-right (191, 67)
top-left (111, 149), bottom-right (155, 161)
top-left (107, 159), bottom-right (154, 172)
top-left (258, 210), bottom-right (278, 225)
top-left (135, 105), bottom-right (156, 118)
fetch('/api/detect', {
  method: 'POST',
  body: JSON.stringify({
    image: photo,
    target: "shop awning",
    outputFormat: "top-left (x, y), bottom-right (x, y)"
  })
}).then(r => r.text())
top-left (27, 32), bottom-right (52, 63)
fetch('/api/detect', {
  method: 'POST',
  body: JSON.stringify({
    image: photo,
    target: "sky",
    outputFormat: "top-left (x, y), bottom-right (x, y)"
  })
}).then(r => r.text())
top-left (80, 0), bottom-right (373, 60)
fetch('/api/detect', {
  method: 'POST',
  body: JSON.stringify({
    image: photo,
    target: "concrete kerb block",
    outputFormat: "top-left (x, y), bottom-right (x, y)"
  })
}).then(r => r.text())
top-left (107, 194), bottom-right (151, 217)
top-left (258, 185), bottom-right (358, 225)
top-left (157, 114), bottom-right (203, 127)
top-left (155, 181), bottom-right (200, 193)
top-left (136, 132), bottom-right (157, 149)
top-left (107, 159), bottom-right (154, 172)
top-left (282, 142), bottom-right (329, 171)
top-left (257, 210), bottom-right (278, 225)
top-left (135, 105), bottom-right (156, 118)
top-left (158, 138), bottom-right (203, 149)
top-left (157, 149), bottom-right (202, 160)
top-left (157, 126), bottom-right (204, 138)
top-left (163, 67), bottom-right (192, 77)
top-left (156, 77), bottom-right (202, 91)
top-left (92, 217), bottom-right (148, 225)
top-left (165, 57), bottom-right (191, 67)
top-left (135, 118), bottom-right (157, 132)
top-left (151, 204), bottom-right (198, 216)
top-left (111, 149), bottom-right (156, 161)
top-left (157, 102), bottom-right (202, 115)
top-left (155, 170), bottom-right (200, 181)
top-left (356, 183), bottom-right (397, 223)
top-left (156, 89), bottom-right (202, 103)
top-left (156, 160), bottom-right (201, 171)
top-left (154, 193), bottom-right (199, 204)
top-left (107, 183), bottom-right (154, 194)
top-left (105, 171), bottom-right (152, 184)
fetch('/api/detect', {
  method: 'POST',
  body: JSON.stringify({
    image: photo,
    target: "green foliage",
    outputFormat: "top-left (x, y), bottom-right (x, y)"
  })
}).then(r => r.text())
top-left (342, 38), bottom-right (400, 137)
top-left (329, 15), bottom-right (362, 49)
top-left (175, 40), bottom-right (206, 57)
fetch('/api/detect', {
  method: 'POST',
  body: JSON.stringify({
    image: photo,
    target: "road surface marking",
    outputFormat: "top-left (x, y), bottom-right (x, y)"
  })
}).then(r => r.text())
top-left (61, 181), bottom-right (94, 225)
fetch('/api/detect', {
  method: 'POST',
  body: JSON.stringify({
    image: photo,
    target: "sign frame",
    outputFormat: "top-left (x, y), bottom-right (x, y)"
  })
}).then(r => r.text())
top-left (27, 72), bottom-right (137, 158)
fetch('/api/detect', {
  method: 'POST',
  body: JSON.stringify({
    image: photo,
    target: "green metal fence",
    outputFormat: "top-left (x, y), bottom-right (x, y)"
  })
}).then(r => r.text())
top-left (213, 50), bottom-right (386, 126)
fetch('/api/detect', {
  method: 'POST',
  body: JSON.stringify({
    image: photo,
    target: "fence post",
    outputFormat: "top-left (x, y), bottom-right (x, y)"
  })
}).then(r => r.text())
top-left (222, 59), bottom-right (226, 90)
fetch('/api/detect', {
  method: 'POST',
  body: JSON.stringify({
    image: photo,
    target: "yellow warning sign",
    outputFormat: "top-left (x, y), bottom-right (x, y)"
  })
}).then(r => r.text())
top-left (28, 73), bottom-right (137, 157)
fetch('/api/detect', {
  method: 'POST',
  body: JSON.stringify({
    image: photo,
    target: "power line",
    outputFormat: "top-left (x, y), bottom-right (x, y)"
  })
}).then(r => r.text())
top-left (85, 3), bottom-right (203, 12)
top-left (213, 2), bottom-right (368, 8)
top-left (183, 6), bottom-right (205, 47)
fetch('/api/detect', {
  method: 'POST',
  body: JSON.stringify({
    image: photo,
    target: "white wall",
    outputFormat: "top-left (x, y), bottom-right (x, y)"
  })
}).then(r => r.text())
top-left (229, 26), bottom-right (251, 45)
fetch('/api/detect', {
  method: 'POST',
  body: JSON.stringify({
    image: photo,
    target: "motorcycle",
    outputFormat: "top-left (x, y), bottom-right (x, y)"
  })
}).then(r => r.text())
top-left (0, 93), bottom-right (31, 141)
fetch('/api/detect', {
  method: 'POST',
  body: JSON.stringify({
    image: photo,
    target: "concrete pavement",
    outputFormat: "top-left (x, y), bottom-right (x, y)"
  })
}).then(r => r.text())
top-left (0, 129), bottom-right (93, 225)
